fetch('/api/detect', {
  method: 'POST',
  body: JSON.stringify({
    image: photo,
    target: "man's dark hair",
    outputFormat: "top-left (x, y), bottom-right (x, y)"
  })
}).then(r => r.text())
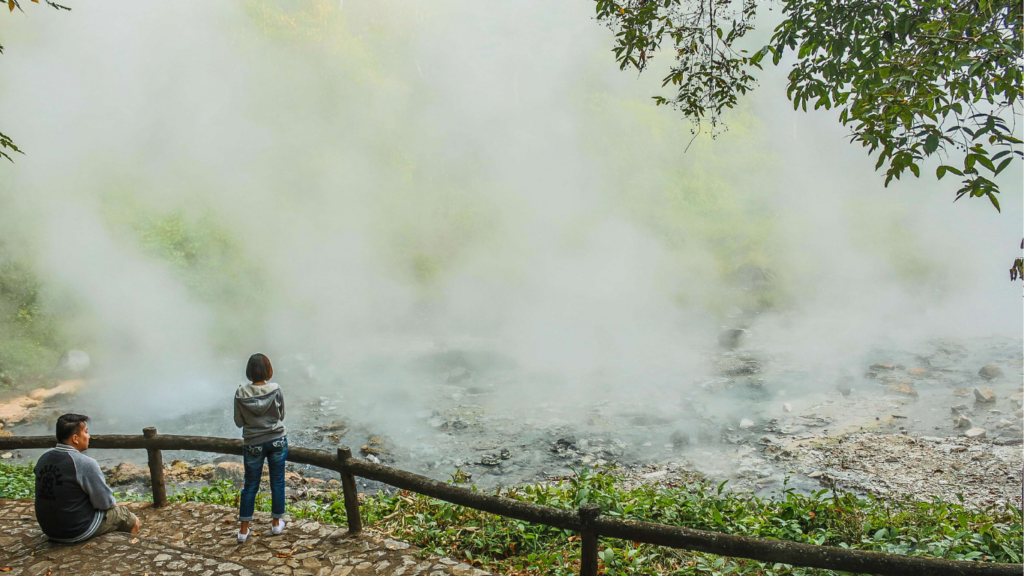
top-left (55, 414), bottom-right (89, 443)
top-left (246, 353), bottom-right (273, 383)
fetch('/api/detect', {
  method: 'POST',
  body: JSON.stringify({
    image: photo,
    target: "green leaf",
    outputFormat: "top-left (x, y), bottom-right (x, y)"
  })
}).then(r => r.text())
top-left (712, 505), bottom-right (724, 525)
top-left (995, 157), bottom-right (1012, 175)
top-left (986, 192), bottom-right (1000, 212)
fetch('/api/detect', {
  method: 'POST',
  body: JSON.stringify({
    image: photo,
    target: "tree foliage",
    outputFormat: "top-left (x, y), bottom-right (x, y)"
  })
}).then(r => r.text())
top-left (4, 0), bottom-right (70, 15)
top-left (595, 0), bottom-right (1023, 211)
top-left (597, 0), bottom-right (760, 140)
top-left (0, 130), bottom-right (23, 162)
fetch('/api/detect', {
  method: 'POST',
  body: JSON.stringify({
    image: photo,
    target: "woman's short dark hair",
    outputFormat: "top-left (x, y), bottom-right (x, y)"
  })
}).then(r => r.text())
top-left (246, 353), bottom-right (273, 383)
top-left (56, 414), bottom-right (89, 443)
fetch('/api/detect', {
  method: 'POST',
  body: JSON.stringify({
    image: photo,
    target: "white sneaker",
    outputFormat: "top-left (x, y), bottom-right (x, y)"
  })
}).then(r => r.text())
top-left (271, 520), bottom-right (286, 535)
top-left (237, 529), bottom-right (249, 543)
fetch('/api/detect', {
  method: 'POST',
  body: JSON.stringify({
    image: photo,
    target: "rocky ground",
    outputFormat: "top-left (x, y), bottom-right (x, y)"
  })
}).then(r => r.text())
top-left (791, 432), bottom-right (1022, 509)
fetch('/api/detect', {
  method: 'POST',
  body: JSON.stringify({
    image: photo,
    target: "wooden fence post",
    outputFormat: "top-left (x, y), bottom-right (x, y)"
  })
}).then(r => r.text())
top-left (143, 427), bottom-right (167, 508)
top-left (578, 503), bottom-right (600, 576)
top-left (337, 447), bottom-right (362, 535)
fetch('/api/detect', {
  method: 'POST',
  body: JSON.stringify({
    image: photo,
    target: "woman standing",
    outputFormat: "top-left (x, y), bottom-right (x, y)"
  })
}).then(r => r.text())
top-left (233, 353), bottom-right (287, 542)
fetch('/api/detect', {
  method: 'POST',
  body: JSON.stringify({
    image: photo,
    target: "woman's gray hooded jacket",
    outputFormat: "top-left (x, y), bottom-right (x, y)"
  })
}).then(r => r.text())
top-left (234, 382), bottom-right (286, 446)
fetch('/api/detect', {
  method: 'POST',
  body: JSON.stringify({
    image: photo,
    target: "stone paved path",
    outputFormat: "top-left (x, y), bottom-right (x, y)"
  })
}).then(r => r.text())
top-left (0, 500), bottom-right (495, 576)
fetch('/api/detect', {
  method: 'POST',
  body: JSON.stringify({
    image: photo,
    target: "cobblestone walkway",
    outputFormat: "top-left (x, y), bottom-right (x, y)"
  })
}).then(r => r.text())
top-left (0, 500), bottom-right (494, 576)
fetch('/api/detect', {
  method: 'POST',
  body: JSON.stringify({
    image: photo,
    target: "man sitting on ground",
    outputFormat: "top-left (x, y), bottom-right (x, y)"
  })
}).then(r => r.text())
top-left (34, 414), bottom-right (140, 542)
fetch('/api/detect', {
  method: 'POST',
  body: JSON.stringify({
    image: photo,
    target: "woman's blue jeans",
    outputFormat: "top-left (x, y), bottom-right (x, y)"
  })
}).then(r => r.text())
top-left (238, 436), bottom-right (288, 521)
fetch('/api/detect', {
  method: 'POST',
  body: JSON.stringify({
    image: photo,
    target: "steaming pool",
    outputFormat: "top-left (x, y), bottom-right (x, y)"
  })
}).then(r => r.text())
top-left (7, 334), bottom-right (1023, 507)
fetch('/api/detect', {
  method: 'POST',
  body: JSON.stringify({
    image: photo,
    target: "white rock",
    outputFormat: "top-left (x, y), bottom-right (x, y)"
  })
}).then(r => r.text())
top-left (739, 419), bottom-right (755, 429)
top-left (383, 538), bottom-right (410, 550)
top-left (965, 427), bottom-right (986, 438)
top-left (783, 403), bottom-right (792, 413)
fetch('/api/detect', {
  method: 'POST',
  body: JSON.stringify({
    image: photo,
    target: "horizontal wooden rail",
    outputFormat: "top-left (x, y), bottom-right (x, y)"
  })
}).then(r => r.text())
top-left (346, 457), bottom-right (583, 531)
top-left (0, 433), bottom-right (1017, 576)
top-left (0, 434), bottom-right (339, 470)
top-left (589, 516), bottom-right (1016, 576)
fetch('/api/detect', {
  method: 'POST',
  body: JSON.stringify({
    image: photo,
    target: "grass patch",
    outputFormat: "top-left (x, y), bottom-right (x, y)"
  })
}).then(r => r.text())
top-left (3, 463), bottom-right (1020, 574)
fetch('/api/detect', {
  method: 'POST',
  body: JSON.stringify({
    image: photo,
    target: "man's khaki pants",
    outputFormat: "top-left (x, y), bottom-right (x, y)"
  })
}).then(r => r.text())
top-left (94, 505), bottom-right (138, 537)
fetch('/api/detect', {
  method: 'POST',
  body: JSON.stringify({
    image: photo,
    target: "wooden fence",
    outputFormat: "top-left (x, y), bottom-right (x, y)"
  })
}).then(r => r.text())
top-left (0, 430), bottom-right (1018, 576)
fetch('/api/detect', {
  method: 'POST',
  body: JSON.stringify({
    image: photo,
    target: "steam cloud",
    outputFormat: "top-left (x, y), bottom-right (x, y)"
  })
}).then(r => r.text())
top-left (0, 0), bottom-right (1019, 432)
